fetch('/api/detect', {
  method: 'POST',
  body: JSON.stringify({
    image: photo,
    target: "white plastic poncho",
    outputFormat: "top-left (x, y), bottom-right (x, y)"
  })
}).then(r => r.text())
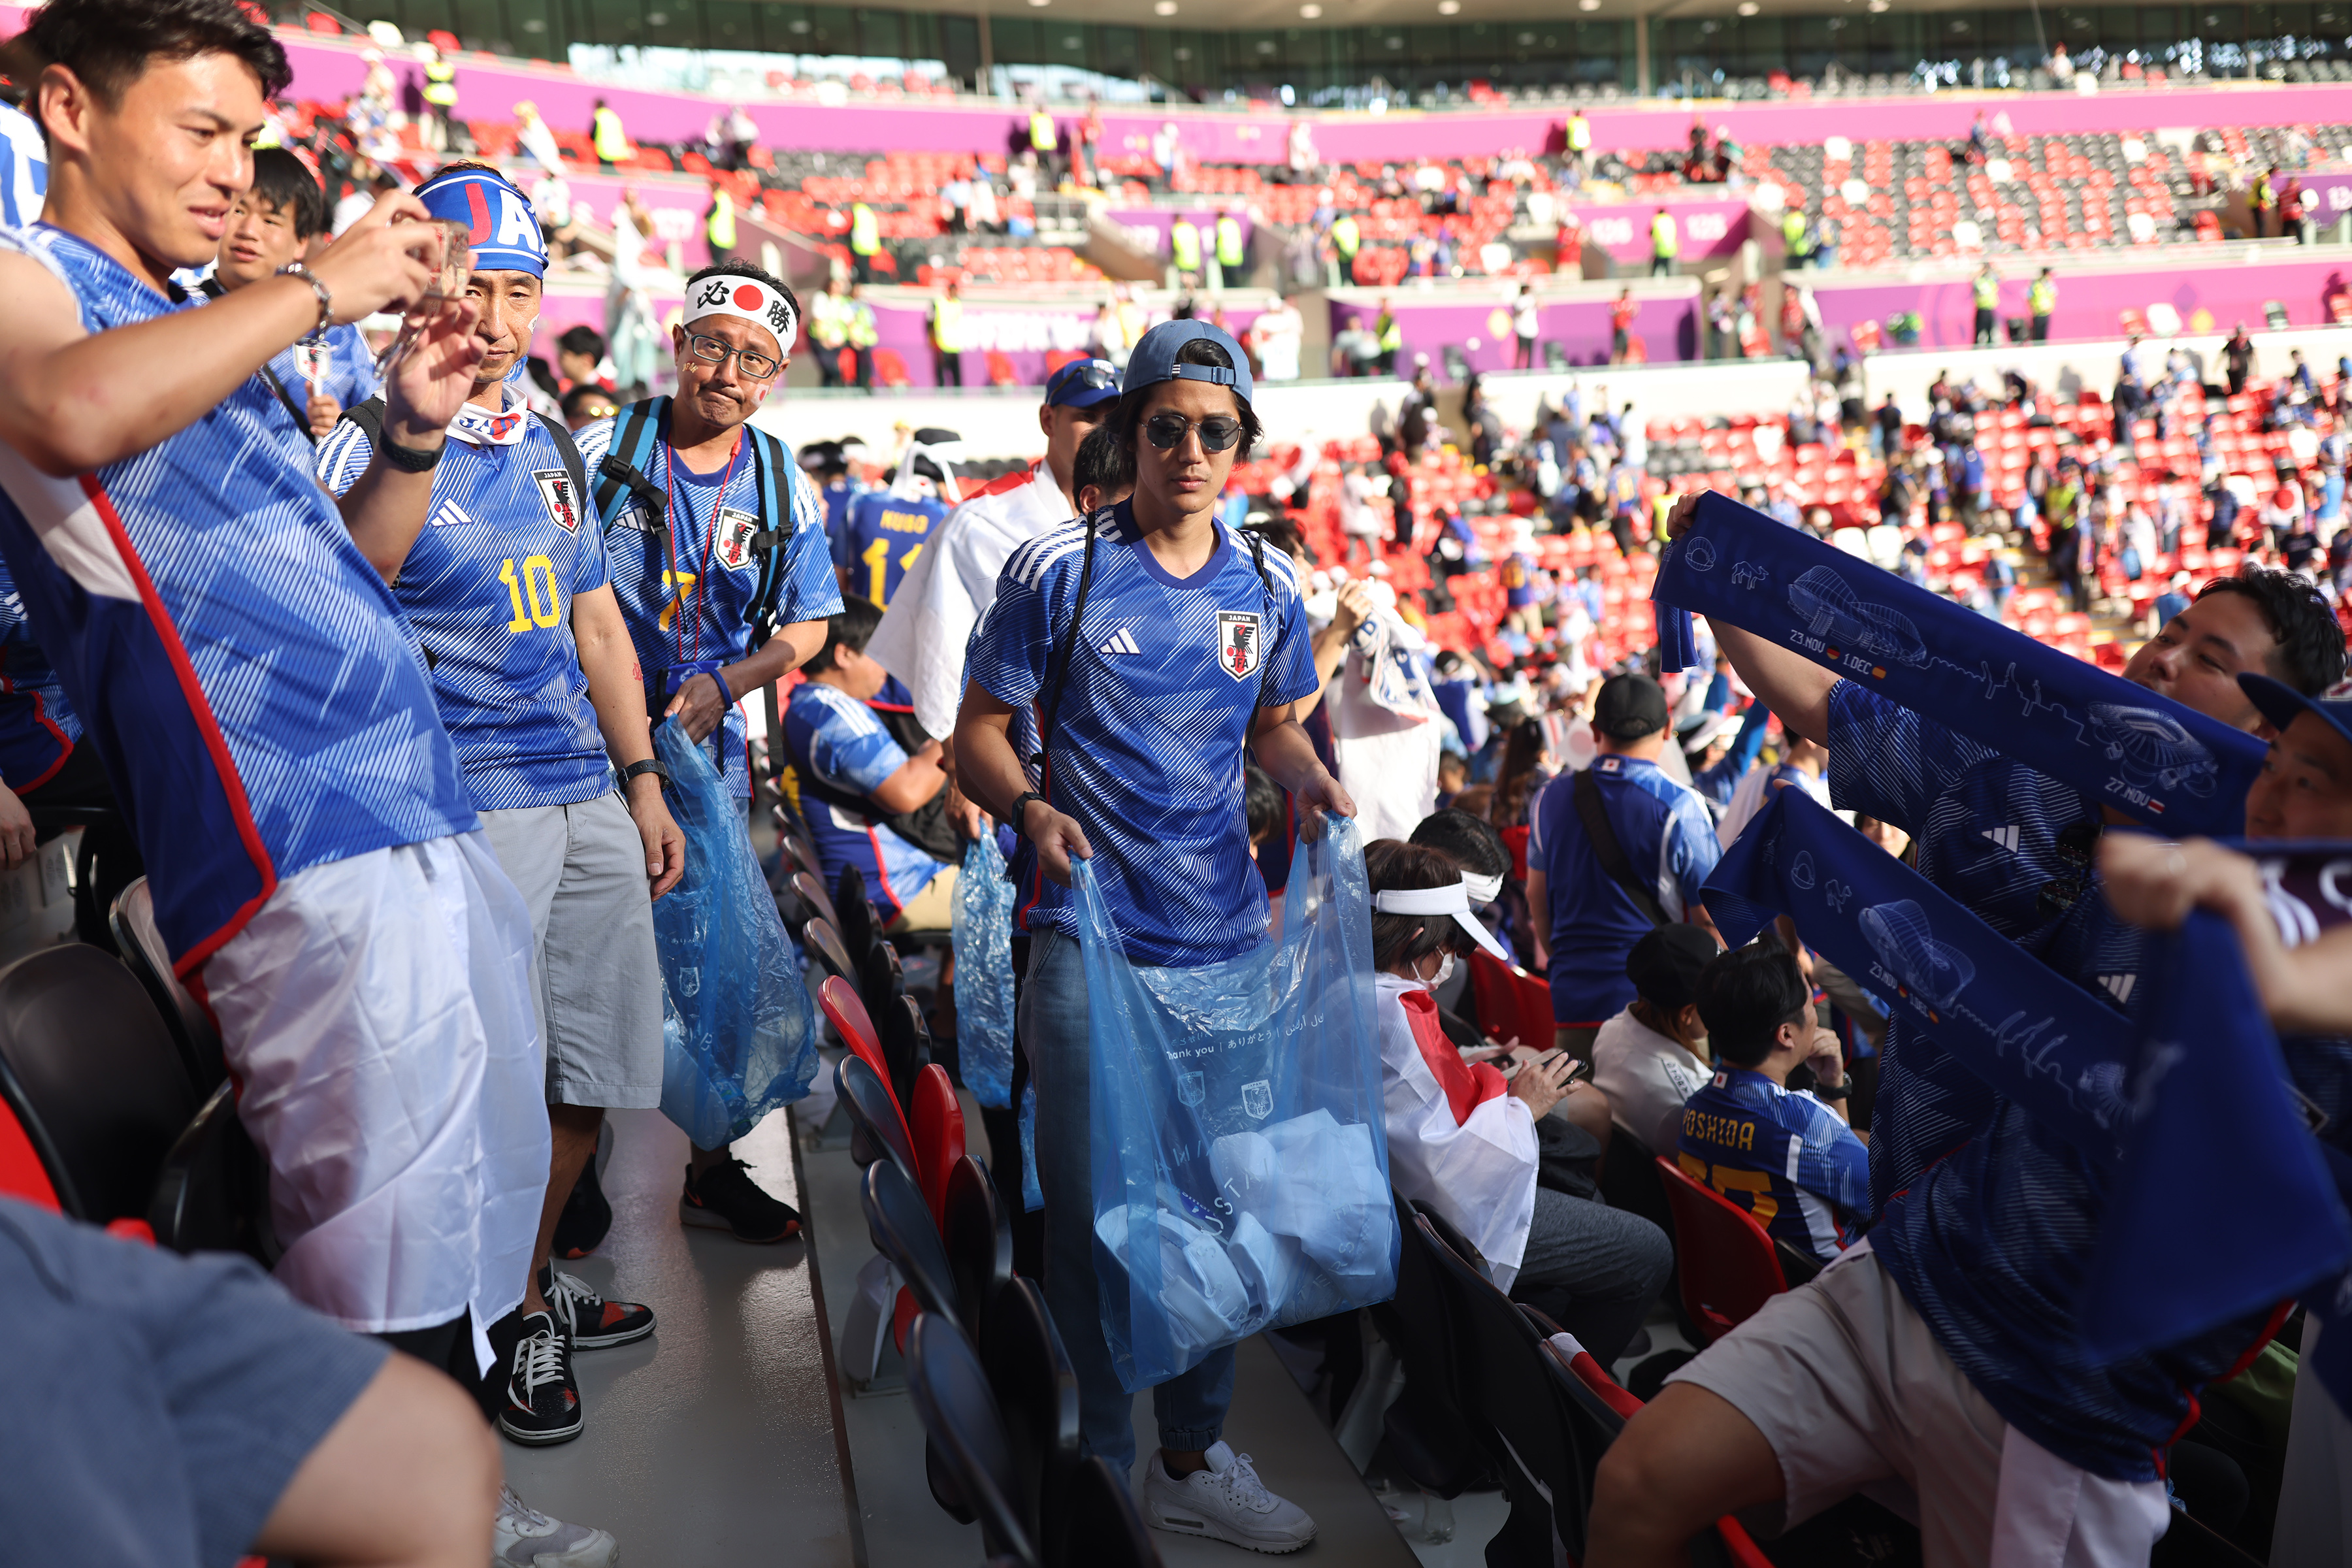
top-left (1375, 971), bottom-right (1539, 1286)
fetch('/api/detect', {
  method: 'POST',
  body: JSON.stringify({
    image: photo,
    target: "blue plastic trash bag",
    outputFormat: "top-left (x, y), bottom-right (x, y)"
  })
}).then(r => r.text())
top-left (1073, 815), bottom-right (1396, 1392)
top-left (652, 718), bottom-right (821, 1146)
top-left (953, 833), bottom-right (1017, 1109)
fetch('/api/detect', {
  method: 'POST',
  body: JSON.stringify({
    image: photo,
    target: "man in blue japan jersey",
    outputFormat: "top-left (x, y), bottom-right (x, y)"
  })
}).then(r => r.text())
top-left (1589, 498), bottom-right (2344, 1565)
top-left (837, 434), bottom-right (956, 610)
top-left (575, 263), bottom-right (840, 805)
top-left (319, 163), bottom-right (681, 1454)
top-left (199, 148), bottom-right (376, 445)
top-left (1677, 943), bottom-right (1870, 1267)
top-left (0, 10), bottom-right (559, 1526)
top-left (956, 321), bottom-right (1351, 1552)
top-left (781, 596), bottom-right (956, 929)
top-left (578, 258), bottom-right (840, 1240)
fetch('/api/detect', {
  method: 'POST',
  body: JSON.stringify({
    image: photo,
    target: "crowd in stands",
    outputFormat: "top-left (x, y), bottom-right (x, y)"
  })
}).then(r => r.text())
top-left (7, 5), bottom-right (2352, 1568)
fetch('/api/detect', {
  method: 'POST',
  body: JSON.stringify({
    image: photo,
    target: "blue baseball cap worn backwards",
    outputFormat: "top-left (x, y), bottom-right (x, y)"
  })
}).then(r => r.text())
top-left (1044, 357), bottom-right (1121, 410)
top-left (413, 166), bottom-right (547, 278)
top-left (1124, 319), bottom-right (1255, 406)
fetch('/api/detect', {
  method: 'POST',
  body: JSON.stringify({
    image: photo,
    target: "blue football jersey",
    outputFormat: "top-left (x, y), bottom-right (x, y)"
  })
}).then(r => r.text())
top-left (1676, 1066), bottom-right (1870, 1265)
top-left (317, 396), bottom-right (613, 811)
top-left (1527, 755), bottom-right (1721, 1026)
top-left (781, 679), bottom-right (946, 915)
top-left (575, 410), bottom-right (841, 798)
top-left (839, 489), bottom-right (948, 608)
top-left (0, 223), bottom-right (475, 966)
top-left (964, 504), bottom-right (1318, 967)
top-left (0, 103), bottom-right (46, 229)
top-left (0, 548), bottom-right (78, 791)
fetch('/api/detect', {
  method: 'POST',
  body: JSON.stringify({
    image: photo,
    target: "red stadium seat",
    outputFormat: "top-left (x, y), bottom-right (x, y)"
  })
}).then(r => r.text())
top-left (1657, 1156), bottom-right (1789, 1345)
top-left (0, 1094), bottom-right (59, 1210)
top-left (909, 1065), bottom-right (966, 1228)
top-left (819, 975), bottom-right (902, 1119)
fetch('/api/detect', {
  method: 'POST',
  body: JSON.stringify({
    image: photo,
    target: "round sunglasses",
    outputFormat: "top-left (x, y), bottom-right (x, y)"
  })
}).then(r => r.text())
top-left (1143, 412), bottom-right (1244, 453)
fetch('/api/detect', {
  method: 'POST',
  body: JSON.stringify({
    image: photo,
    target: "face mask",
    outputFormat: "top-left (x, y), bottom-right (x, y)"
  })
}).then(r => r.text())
top-left (1422, 951), bottom-right (1455, 992)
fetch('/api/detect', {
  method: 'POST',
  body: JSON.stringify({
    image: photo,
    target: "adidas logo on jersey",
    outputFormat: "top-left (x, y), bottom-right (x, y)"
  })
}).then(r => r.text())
top-left (1099, 627), bottom-right (1141, 655)
top-left (1980, 825), bottom-right (2021, 851)
top-left (2099, 974), bottom-right (2137, 1004)
top-left (429, 498), bottom-right (474, 530)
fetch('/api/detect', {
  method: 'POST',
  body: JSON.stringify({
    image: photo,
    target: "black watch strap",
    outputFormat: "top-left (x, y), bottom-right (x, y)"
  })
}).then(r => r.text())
top-left (1813, 1081), bottom-right (1851, 1102)
top-left (1010, 791), bottom-right (1047, 836)
top-left (622, 759), bottom-right (670, 787)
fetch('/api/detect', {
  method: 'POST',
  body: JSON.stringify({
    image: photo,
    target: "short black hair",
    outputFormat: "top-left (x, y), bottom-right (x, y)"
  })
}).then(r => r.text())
top-left (1244, 765), bottom-right (1282, 843)
top-left (1073, 423), bottom-right (1123, 507)
top-left (20, 0), bottom-right (289, 110)
top-left (1409, 808), bottom-right (1509, 881)
top-left (557, 324), bottom-right (606, 361)
top-left (560, 384), bottom-right (615, 421)
top-left (1365, 838), bottom-right (1476, 973)
top-left (2196, 566), bottom-right (2347, 695)
top-left (1101, 335), bottom-right (1262, 493)
top-left (1249, 514), bottom-right (1307, 562)
top-left (248, 146), bottom-right (327, 239)
top-left (808, 595), bottom-right (884, 674)
top-left (1695, 942), bottom-right (1812, 1069)
top-left (682, 258), bottom-right (800, 345)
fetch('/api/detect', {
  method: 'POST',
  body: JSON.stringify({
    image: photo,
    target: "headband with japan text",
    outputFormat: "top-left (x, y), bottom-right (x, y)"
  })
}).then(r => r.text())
top-left (683, 272), bottom-right (798, 350)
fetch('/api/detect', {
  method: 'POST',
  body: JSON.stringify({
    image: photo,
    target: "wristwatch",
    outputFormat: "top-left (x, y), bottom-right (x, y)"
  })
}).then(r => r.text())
top-left (621, 759), bottom-right (670, 789)
top-left (1814, 1081), bottom-right (1852, 1102)
top-left (1010, 791), bottom-right (1048, 837)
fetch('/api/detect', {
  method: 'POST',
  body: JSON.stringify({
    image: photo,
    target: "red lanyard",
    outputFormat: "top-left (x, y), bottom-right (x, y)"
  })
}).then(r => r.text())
top-left (661, 433), bottom-right (745, 666)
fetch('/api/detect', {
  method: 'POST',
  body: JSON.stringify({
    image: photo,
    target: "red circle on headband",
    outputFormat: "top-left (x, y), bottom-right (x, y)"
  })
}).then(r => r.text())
top-left (732, 284), bottom-right (764, 310)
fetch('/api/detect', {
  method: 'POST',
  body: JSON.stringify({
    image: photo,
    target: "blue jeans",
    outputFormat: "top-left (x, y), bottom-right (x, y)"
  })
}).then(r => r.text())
top-left (1020, 926), bottom-right (1235, 1473)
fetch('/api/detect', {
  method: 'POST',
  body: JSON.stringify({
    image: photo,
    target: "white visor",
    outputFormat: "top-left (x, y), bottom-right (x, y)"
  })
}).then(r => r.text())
top-left (1372, 880), bottom-right (1512, 962)
top-left (683, 273), bottom-right (798, 351)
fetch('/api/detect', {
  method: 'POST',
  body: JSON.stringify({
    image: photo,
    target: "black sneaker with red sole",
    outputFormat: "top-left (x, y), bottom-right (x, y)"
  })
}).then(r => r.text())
top-left (679, 1156), bottom-right (804, 1243)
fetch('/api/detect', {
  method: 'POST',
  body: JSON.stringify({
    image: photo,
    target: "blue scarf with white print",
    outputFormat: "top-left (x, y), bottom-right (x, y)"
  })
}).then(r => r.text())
top-left (1707, 792), bottom-right (2352, 1381)
top-left (1652, 492), bottom-right (2264, 836)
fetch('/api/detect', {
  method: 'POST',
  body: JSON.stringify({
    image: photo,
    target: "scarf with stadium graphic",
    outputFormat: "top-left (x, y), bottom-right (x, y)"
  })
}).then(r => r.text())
top-left (1652, 492), bottom-right (2264, 836)
top-left (1706, 790), bottom-right (2351, 1367)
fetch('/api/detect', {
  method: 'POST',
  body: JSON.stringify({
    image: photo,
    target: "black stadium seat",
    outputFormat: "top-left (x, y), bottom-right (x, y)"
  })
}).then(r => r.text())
top-left (147, 1079), bottom-right (278, 1264)
top-left (0, 944), bottom-right (194, 1224)
top-left (943, 1154), bottom-right (1014, 1325)
top-left (110, 877), bottom-right (223, 1093)
top-left (907, 1313), bottom-right (1039, 1565)
top-left (979, 1277), bottom-right (1083, 1561)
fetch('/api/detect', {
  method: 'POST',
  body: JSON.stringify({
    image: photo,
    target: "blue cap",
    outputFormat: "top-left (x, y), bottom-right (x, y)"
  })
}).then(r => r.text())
top-left (1124, 319), bottom-right (1254, 406)
top-left (2242, 672), bottom-right (2352, 755)
top-left (413, 166), bottom-right (546, 278)
top-left (1044, 357), bottom-right (1120, 409)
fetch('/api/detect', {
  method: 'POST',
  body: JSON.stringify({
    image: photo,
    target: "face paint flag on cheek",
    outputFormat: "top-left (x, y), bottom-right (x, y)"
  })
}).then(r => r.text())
top-left (411, 167), bottom-right (547, 278)
top-left (683, 274), bottom-right (798, 356)
top-left (1652, 491), bottom-right (2265, 836)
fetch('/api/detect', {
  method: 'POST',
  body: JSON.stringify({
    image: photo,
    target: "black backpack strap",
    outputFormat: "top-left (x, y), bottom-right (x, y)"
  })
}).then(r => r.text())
top-left (591, 399), bottom-right (668, 535)
top-left (255, 358), bottom-right (316, 444)
top-left (1572, 768), bottom-right (1670, 928)
top-left (1033, 511), bottom-right (1104, 772)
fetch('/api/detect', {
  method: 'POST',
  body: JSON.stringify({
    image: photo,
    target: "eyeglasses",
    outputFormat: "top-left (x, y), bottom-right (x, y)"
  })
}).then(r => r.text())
top-left (1143, 412), bottom-right (1244, 453)
top-left (683, 332), bottom-right (781, 381)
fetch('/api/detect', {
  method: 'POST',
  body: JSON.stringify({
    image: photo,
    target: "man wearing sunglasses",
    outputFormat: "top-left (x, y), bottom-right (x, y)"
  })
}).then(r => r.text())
top-left (575, 261), bottom-right (843, 1244)
top-left (956, 321), bottom-right (1353, 1553)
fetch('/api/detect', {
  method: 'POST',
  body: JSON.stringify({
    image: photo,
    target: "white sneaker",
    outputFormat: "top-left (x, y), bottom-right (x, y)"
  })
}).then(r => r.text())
top-left (1143, 1441), bottom-right (1317, 1554)
top-left (494, 1484), bottom-right (619, 1567)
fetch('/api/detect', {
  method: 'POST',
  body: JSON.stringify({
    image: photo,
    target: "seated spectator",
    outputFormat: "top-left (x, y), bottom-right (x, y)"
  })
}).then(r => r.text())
top-left (1409, 805), bottom-right (1518, 1010)
top-left (1, 1196), bottom-right (515, 1568)
top-left (781, 598), bottom-right (956, 930)
top-left (1678, 942), bottom-right (1870, 1267)
top-left (562, 382), bottom-right (619, 431)
top-left (1367, 840), bottom-right (1668, 1364)
top-left (1592, 924), bottom-right (1720, 1156)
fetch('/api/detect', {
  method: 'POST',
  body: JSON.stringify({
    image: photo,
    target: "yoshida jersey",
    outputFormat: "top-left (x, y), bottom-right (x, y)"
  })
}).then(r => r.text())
top-left (574, 413), bottom-right (841, 798)
top-left (1527, 755), bottom-right (1721, 1026)
top-left (317, 391), bottom-right (613, 811)
top-left (964, 502), bottom-right (1318, 967)
top-left (781, 679), bottom-right (946, 917)
top-left (1825, 680), bottom-right (2113, 1211)
top-left (0, 223), bottom-right (474, 966)
top-left (839, 488), bottom-right (948, 608)
top-left (0, 549), bottom-right (77, 791)
top-left (1676, 1067), bottom-right (1870, 1266)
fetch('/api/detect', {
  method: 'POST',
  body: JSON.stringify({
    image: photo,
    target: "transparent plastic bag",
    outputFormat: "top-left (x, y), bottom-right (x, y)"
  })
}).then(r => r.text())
top-left (652, 718), bottom-right (820, 1146)
top-left (1073, 815), bottom-right (1397, 1392)
top-left (953, 832), bottom-right (1017, 1109)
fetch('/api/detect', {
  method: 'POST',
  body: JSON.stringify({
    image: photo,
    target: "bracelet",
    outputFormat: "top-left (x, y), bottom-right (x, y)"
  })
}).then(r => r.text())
top-left (278, 262), bottom-right (333, 344)
top-left (1010, 791), bottom-right (1047, 838)
top-left (621, 758), bottom-right (670, 788)
top-left (1814, 1081), bottom-right (1851, 1102)
top-left (378, 436), bottom-right (443, 473)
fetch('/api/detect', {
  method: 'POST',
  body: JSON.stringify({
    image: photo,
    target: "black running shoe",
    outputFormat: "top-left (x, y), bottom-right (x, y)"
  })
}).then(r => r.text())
top-left (538, 1262), bottom-right (655, 1350)
top-left (498, 1312), bottom-right (584, 1446)
top-left (679, 1157), bottom-right (804, 1243)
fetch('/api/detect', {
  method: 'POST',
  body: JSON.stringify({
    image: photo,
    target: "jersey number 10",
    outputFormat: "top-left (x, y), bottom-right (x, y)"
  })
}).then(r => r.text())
top-left (499, 555), bottom-right (563, 632)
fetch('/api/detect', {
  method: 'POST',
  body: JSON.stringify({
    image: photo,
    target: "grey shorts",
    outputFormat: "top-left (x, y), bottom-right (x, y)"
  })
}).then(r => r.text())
top-left (480, 792), bottom-right (664, 1109)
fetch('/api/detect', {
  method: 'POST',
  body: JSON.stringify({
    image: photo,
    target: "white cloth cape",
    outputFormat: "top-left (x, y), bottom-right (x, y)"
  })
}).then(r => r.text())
top-left (1331, 610), bottom-right (1442, 845)
top-left (867, 463), bottom-right (1072, 742)
top-left (1375, 973), bottom-right (1539, 1286)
